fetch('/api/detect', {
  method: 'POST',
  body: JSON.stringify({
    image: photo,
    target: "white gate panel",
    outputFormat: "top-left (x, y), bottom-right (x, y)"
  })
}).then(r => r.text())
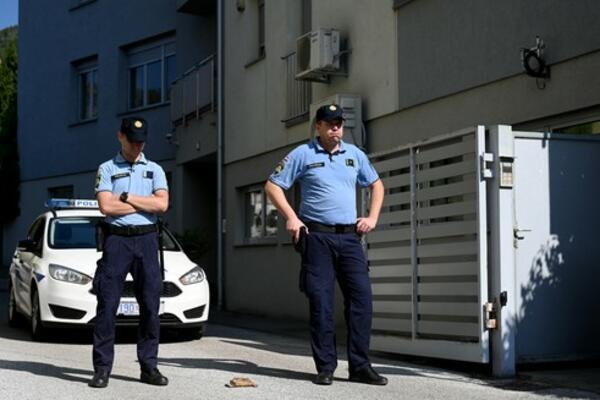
top-left (368, 126), bottom-right (489, 363)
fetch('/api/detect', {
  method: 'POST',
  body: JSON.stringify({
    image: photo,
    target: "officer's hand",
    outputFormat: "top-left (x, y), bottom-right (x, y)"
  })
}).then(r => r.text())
top-left (356, 217), bottom-right (377, 235)
top-left (287, 218), bottom-right (307, 243)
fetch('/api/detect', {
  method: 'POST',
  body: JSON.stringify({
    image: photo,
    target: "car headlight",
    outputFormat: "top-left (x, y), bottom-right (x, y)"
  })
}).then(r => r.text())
top-left (179, 266), bottom-right (205, 285)
top-left (49, 264), bottom-right (92, 285)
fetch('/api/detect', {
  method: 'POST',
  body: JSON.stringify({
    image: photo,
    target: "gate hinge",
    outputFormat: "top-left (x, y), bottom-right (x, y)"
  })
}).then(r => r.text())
top-left (484, 301), bottom-right (497, 330)
top-left (480, 153), bottom-right (494, 179)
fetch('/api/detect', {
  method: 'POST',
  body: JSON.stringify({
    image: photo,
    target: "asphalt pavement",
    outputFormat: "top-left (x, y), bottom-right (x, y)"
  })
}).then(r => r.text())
top-left (0, 278), bottom-right (597, 400)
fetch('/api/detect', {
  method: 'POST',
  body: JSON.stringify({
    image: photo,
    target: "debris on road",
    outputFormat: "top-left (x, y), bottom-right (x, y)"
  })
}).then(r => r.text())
top-left (226, 377), bottom-right (258, 388)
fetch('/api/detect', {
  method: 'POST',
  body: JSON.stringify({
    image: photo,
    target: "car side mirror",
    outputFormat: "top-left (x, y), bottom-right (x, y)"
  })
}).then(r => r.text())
top-left (18, 239), bottom-right (36, 252)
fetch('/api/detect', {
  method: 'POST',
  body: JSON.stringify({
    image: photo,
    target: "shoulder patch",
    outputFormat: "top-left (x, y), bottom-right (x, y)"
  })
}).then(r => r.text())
top-left (273, 162), bottom-right (285, 175)
top-left (273, 154), bottom-right (293, 175)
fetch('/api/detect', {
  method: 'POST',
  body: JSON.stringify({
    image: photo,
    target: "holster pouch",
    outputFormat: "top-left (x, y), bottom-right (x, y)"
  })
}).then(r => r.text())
top-left (294, 226), bottom-right (307, 254)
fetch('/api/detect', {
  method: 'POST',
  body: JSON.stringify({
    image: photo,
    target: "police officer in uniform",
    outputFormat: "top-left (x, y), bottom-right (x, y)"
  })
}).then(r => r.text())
top-left (89, 117), bottom-right (169, 388)
top-left (265, 104), bottom-right (387, 386)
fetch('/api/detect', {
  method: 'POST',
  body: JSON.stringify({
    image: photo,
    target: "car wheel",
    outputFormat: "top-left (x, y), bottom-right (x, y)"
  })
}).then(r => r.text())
top-left (31, 288), bottom-right (46, 341)
top-left (8, 280), bottom-right (20, 327)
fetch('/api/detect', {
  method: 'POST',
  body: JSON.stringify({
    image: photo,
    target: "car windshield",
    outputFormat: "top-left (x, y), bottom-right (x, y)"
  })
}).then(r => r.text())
top-left (48, 217), bottom-right (181, 251)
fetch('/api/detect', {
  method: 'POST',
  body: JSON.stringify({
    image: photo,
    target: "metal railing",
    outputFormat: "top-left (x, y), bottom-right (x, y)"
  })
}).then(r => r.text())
top-left (281, 51), bottom-right (311, 126)
top-left (170, 54), bottom-right (216, 125)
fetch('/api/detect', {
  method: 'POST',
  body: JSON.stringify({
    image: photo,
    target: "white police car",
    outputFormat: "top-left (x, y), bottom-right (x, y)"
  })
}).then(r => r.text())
top-left (8, 199), bottom-right (209, 340)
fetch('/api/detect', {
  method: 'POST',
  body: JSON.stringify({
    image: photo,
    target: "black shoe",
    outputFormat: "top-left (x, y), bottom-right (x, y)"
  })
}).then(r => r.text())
top-left (88, 371), bottom-right (109, 388)
top-left (140, 368), bottom-right (169, 386)
top-left (349, 365), bottom-right (388, 385)
top-left (313, 371), bottom-right (334, 385)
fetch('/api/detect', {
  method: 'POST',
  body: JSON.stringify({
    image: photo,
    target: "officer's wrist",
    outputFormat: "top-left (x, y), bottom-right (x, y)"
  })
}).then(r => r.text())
top-left (119, 192), bottom-right (129, 203)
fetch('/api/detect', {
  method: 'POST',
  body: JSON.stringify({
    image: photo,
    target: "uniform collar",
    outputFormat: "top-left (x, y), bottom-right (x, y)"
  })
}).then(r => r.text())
top-left (312, 138), bottom-right (346, 154)
top-left (115, 152), bottom-right (148, 165)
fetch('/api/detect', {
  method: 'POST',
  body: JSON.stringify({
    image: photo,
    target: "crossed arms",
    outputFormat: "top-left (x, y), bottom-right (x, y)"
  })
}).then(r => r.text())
top-left (97, 190), bottom-right (169, 217)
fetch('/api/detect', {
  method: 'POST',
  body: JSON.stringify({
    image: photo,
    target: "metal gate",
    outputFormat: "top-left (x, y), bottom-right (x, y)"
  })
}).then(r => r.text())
top-left (367, 126), bottom-right (489, 363)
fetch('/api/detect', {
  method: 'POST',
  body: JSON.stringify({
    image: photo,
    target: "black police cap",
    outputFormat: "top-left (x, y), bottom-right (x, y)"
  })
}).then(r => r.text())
top-left (120, 117), bottom-right (148, 142)
top-left (315, 104), bottom-right (345, 122)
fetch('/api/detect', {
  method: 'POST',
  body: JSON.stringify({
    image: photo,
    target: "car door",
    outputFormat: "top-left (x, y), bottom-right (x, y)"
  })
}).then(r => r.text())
top-left (15, 217), bottom-right (46, 315)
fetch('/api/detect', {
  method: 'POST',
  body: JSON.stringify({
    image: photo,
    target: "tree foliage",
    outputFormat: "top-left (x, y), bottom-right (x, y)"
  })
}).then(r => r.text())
top-left (0, 26), bottom-right (20, 223)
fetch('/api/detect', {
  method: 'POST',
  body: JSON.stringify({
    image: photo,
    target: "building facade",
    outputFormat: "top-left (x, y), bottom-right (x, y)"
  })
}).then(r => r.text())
top-left (6, 0), bottom-right (218, 291)
top-left (8, 0), bottom-right (600, 339)
top-left (222, 0), bottom-right (600, 323)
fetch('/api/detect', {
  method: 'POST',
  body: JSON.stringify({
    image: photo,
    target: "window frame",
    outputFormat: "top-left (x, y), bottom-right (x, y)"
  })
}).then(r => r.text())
top-left (240, 184), bottom-right (278, 244)
top-left (127, 42), bottom-right (176, 111)
top-left (78, 67), bottom-right (98, 121)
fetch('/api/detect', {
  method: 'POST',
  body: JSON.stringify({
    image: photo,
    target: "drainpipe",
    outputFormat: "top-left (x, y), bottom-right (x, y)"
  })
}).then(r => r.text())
top-left (216, 0), bottom-right (224, 310)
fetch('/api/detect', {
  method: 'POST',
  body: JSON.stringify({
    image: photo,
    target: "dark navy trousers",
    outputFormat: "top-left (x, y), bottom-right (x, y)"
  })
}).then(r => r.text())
top-left (300, 231), bottom-right (373, 373)
top-left (92, 232), bottom-right (162, 374)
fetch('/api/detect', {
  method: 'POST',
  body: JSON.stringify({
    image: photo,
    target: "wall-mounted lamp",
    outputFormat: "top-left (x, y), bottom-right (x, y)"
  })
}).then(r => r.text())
top-left (236, 0), bottom-right (245, 12)
top-left (521, 36), bottom-right (550, 80)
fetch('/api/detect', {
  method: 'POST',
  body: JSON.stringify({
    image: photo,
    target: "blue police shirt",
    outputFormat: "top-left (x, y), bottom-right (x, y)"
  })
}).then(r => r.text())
top-left (95, 152), bottom-right (168, 226)
top-left (269, 138), bottom-right (379, 225)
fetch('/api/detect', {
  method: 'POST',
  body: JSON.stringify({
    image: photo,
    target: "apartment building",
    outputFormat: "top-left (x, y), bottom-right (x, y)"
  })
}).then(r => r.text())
top-left (8, 0), bottom-right (600, 372)
top-left (6, 0), bottom-right (217, 284)
top-left (222, 0), bottom-right (600, 319)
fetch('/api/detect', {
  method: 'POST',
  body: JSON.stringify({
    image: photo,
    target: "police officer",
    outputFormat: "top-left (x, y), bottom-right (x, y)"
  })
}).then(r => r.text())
top-left (265, 104), bottom-right (387, 386)
top-left (89, 117), bottom-right (169, 388)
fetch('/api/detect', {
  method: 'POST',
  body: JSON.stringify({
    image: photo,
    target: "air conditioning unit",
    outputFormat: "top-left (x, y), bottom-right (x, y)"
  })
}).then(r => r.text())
top-left (296, 29), bottom-right (341, 82)
top-left (310, 94), bottom-right (364, 149)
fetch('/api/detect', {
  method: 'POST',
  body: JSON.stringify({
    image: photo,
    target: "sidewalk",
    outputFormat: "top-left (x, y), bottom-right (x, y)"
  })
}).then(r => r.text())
top-left (211, 308), bottom-right (600, 397)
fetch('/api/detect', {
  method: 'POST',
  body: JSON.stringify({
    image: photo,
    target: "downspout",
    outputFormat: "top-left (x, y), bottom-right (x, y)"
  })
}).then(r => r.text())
top-left (217, 0), bottom-right (224, 309)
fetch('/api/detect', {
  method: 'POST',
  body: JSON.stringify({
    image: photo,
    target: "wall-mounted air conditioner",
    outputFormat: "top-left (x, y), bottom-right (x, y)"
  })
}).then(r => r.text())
top-left (296, 29), bottom-right (341, 82)
top-left (310, 94), bottom-right (364, 149)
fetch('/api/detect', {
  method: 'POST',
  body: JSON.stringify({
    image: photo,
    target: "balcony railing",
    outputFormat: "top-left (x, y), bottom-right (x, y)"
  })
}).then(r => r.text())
top-left (281, 52), bottom-right (311, 127)
top-left (170, 54), bottom-right (216, 125)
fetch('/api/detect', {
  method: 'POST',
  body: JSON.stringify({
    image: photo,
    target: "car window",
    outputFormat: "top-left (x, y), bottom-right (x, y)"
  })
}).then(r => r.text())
top-left (28, 217), bottom-right (45, 254)
top-left (47, 216), bottom-right (181, 251)
top-left (49, 217), bottom-right (102, 249)
top-left (161, 227), bottom-right (181, 252)
top-left (27, 218), bottom-right (42, 240)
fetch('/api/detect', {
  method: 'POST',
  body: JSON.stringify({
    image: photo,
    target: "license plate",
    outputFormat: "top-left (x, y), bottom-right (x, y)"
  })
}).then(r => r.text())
top-left (117, 301), bottom-right (139, 316)
top-left (116, 301), bottom-right (165, 316)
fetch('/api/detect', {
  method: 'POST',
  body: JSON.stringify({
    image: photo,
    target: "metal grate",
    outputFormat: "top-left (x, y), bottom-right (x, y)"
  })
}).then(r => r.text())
top-left (281, 51), bottom-right (311, 126)
top-left (120, 281), bottom-right (182, 298)
top-left (170, 54), bottom-right (216, 125)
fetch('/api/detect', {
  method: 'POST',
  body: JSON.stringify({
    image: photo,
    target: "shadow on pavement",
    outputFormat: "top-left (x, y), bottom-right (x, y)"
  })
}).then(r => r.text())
top-left (0, 359), bottom-right (139, 384)
top-left (159, 357), bottom-right (316, 382)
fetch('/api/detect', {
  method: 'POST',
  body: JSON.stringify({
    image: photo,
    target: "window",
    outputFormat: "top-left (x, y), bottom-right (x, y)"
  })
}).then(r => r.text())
top-left (48, 185), bottom-right (74, 199)
top-left (127, 39), bottom-right (176, 110)
top-left (258, 0), bottom-right (265, 58)
top-left (79, 68), bottom-right (98, 120)
top-left (553, 120), bottom-right (600, 135)
top-left (243, 186), bottom-right (277, 240)
top-left (72, 56), bottom-right (98, 121)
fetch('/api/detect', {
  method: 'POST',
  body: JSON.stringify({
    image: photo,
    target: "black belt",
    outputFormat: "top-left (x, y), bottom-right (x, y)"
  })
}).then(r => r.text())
top-left (304, 221), bottom-right (356, 234)
top-left (103, 223), bottom-right (158, 236)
